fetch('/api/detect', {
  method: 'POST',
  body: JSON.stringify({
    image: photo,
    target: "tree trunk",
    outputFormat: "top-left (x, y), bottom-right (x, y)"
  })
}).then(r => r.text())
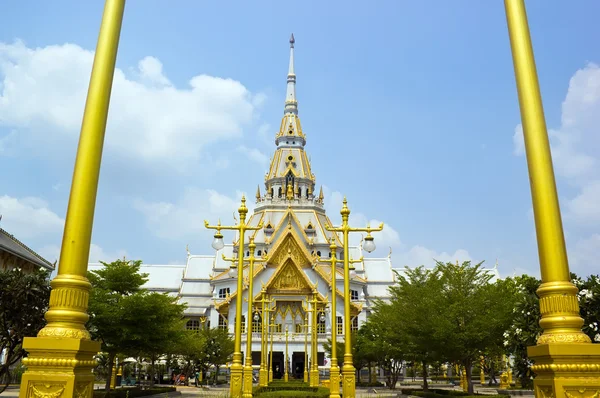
top-left (104, 352), bottom-right (115, 393)
top-left (150, 357), bottom-right (155, 388)
top-left (422, 361), bottom-right (429, 392)
top-left (357, 366), bottom-right (362, 383)
top-left (214, 365), bottom-right (219, 385)
top-left (465, 361), bottom-right (474, 395)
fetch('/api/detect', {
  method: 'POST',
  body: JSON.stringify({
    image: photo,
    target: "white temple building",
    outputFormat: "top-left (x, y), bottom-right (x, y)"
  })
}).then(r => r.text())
top-left (89, 35), bottom-right (499, 380)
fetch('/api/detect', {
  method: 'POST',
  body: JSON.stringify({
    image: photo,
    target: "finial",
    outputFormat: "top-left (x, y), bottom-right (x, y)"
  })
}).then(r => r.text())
top-left (318, 186), bottom-right (324, 202)
top-left (256, 185), bottom-right (261, 201)
top-left (290, 33), bottom-right (295, 48)
top-left (341, 196), bottom-right (350, 216)
top-left (238, 195), bottom-right (248, 215)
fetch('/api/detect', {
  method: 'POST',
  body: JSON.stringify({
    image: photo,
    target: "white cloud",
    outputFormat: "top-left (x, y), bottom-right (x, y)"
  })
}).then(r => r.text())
top-left (0, 195), bottom-right (64, 239)
top-left (394, 246), bottom-right (472, 268)
top-left (569, 233), bottom-right (600, 273)
top-left (133, 187), bottom-right (253, 241)
top-left (511, 63), bottom-right (600, 276)
top-left (39, 243), bottom-right (127, 265)
top-left (512, 125), bottom-right (525, 156)
top-left (236, 145), bottom-right (269, 166)
top-left (0, 40), bottom-right (264, 166)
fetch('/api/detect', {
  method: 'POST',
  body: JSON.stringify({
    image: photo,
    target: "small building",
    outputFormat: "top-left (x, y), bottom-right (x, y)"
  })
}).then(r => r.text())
top-left (0, 227), bottom-right (55, 272)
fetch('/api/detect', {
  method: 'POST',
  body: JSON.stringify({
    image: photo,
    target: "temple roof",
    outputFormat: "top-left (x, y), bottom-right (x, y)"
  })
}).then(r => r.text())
top-left (0, 227), bottom-right (55, 270)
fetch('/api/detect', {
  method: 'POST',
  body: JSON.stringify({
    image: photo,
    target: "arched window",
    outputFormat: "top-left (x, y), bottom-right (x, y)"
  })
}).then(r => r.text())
top-left (316, 251), bottom-right (321, 257)
top-left (257, 250), bottom-right (262, 256)
top-left (285, 172), bottom-right (295, 195)
top-left (278, 187), bottom-right (282, 198)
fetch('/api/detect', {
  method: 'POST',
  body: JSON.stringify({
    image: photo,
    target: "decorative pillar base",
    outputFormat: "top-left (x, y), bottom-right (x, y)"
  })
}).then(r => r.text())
top-left (269, 369), bottom-right (273, 383)
top-left (499, 372), bottom-right (509, 390)
top-left (528, 344), bottom-right (600, 398)
top-left (242, 365), bottom-right (254, 398)
top-left (329, 364), bottom-right (341, 398)
top-left (284, 370), bottom-right (289, 382)
top-left (229, 357), bottom-right (244, 398)
top-left (342, 366), bottom-right (356, 398)
top-left (19, 337), bottom-right (100, 398)
top-left (480, 371), bottom-right (485, 385)
top-left (259, 368), bottom-right (268, 387)
top-left (461, 368), bottom-right (468, 392)
top-left (310, 369), bottom-right (319, 387)
top-left (303, 368), bottom-right (308, 383)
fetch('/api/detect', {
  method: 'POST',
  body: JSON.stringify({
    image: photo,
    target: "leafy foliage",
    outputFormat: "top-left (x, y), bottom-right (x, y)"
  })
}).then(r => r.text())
top-left (0, 267), bottom-right (51, 393)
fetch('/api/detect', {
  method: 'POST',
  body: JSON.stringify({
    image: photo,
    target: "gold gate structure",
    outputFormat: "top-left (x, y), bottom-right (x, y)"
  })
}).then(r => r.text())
top-left (17, 1), bottom-right (600, 397)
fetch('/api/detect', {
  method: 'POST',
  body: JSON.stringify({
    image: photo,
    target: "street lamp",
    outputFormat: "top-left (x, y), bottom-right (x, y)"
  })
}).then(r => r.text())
top-left (256, 290), bottom-right (273, 387)
top-left (317, 238), bottom-right (362, 398)
top-left (325, 197), bottom-right (383, 398)
top-left (284, 326), bottom-right (290, 382)
top-left (303, 314), bottom-right (309, 383)
top-left (205, 197), bottom-right (263, 398)
top-left (269, 315), bottom-right (276, 383)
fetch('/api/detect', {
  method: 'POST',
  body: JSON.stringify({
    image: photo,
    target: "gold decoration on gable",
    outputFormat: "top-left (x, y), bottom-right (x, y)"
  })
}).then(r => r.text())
top-left (269, 260), bottom-right (312, 294)
top-left (267, 233), bottom-right (311, 268)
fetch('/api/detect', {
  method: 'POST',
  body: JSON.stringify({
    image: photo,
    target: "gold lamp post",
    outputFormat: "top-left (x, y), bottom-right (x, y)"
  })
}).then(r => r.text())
top-left (325, 198), bottom-right (383, 398)
top-left (303, 314), bottom-right (309, 383)
top-left (504, 0), bottom-right (600, 395)
top-left (316, 238), bottom-right (363, 398)
top-left (307, 289), bottom-right (325, 387)
top-left (18, 2), bottom-right (125, 397)
top-left (284, 326), bottom-right (290, 382)
top-left (205, 199), bottom-right (263, 398)
top-left (256, 289), bottom-right (273, 387)
top-left (269, 315), bottom-right (276, 383)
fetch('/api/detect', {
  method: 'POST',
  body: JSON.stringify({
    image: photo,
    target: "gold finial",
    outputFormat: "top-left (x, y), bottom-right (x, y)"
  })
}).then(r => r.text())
top-left (256, 185), bottom-right (261, 201)
top-left (329, 236), bottom-right (337, 251)
top-left (286, 183), bottom-right (294, 200)
top-left (249, 237), bottom-right (256, 250)
top-left (341, 196), bottom-right (350, 217)
top-left (238, 195), bottom-right (248, 215)
top-left (318, 186), bottom-right (324, 202)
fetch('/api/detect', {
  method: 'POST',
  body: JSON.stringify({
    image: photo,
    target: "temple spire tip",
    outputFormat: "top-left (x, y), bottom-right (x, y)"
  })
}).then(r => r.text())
top-left (290, 33), bottom-right (295, 48)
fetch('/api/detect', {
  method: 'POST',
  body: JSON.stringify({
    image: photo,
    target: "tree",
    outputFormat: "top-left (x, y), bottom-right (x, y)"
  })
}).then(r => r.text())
top-left (87, 259), bottom-right (149, 391)
top-left (374, 266), bottom-right (444, 391)
top-left (503, 275), bottom-right (541, 389)
top-left (198, 327), bottom-right (234, 385)
top-left (127, 292), bottom-right (186, 387)
top-left (573, 274), bottom-right (600, 343)
top-left (170, 330), bottom-right (206, 383)
top-left (0, 267), bottom-right (51, 393)
top-left (434, 261), bottom-right (515, 394)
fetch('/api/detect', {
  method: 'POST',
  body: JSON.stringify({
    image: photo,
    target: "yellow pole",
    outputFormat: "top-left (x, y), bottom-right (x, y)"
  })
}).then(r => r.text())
top-left (504, 1), bottom-right (600, 396)
top-left (480, 356), bottom-right (485, 385)
top-left (310, 290), bottom-right (320, 387)
top-left (243, 238), bottom-right (257, 398)
top-left (304, 314), bottom-right (309, 383)
top-left (258, 290), bottom-right (268, 387)
top-left (205, 199), bottom-right (262, 398)
top-left (269, 316), bottom-right (275, 383)
top-left (19, 2), bottom-right (125, 397)
top-left (284, 327), bottom-right (289, 382)
top-left (327, 239), bottom-right (341, 398)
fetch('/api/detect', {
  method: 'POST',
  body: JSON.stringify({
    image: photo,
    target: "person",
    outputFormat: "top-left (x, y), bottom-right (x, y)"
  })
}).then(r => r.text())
top-left (195, 371), bottom-right (200, 387)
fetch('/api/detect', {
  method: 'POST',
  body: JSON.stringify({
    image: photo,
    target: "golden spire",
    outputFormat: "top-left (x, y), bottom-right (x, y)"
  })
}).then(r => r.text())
top-left (256, 185), bottom-right (261, 201)
top-left (318, 186), bottom-right (324, 202)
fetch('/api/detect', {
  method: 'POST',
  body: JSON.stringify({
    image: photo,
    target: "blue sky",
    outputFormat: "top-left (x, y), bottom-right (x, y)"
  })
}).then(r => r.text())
top-left (1, 1), bottom-right (599, 278)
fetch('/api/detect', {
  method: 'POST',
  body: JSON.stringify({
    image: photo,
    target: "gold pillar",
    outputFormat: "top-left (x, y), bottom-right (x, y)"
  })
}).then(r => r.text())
top-left (461, 366), bottom-right (468, 392)
top-left (257, 290), bottom-right (271, 387)
top-left (205, 199), bottom-right (263, 398)
top-left (480, 357), bottom-right (485, 385)
top-left (325, 198), bottom-right (383, 398)
top-left (309, 290), bottom-right (320, 387)
top-left (504, 1), bottom-right (600, 397)
top-left (269, 316), bottom-right (275, 383)
top-left (110, 365), bottom-right (117, 390)
top-left (18, 2), bottom-right (125, 398)
top-left (284, 327), bottom-right (289, 382)
top-left (243, 238), bottom-right (258, 398)
top-left (303, 314), bottom-right (309, 383)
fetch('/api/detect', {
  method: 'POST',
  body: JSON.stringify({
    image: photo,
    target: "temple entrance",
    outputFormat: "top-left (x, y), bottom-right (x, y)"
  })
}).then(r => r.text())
top-left (292, 352), bottom-right (305, 380)
top-left (271, 351), bottom-right (284, 379)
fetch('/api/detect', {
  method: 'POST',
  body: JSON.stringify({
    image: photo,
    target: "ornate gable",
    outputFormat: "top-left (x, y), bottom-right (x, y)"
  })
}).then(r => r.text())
top-left (268, 259), bottom-right (313, 294)
top-left (267, 231), bottom-right (313, 268)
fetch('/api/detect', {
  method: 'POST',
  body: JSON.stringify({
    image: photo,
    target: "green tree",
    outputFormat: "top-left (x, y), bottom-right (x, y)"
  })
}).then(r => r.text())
top-left (0, 267), bottom-right (51, 393)
top-left (573, 274), bottom-right (600, 342)
top-left (129, 292), bottom-right (186, 386)
top-left (435, 261), bottom-right (515, 394)
top-left (87, 259), bottom-right (149, 391)
top-left (375, 266), bottom-right (443, 391)
top-left (503, 274), bottom-right (541, 389)
top-left (198, 328), bottom-right (234, 385)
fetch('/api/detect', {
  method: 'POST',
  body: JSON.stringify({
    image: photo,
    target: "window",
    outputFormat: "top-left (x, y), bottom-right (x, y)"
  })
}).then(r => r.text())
top-left (218, 315), bottom-right (228, 330)
top-left (257, 250), bottom-right (262, 256)
top-left (316, 251), bottom-right (321, 257)
top-left (252, 314), bottom-right (262, 333)
top-left (351, 317), bottom-right (359, 332)
top-left (219, 288), bottom-right (230, 299)
top-left (235, 315), bottom-right (246, 333)
top-left (337, 316), bottom-right (343, 335)
top-left (295, 323), bottom-right (303, 333)
top-left (274, 324), bottom-right (282, 333)
top-left (317, 312), bottom-right (326, 333)
top-left (186, 319), bottom-right (200, 331)
top-left (351, 290), bottom-right (359, 301)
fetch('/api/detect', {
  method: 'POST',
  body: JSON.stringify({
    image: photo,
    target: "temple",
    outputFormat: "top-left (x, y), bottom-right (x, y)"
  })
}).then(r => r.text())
top-left (89, 35), bottom-right (498, 380)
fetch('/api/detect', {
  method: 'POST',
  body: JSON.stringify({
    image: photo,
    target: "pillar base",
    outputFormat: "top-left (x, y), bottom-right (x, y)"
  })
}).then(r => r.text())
top-left (259, 367), bottom-right (268, 387)
top-left (303, 369), bottom-right (308, 383)
top-left (342, 366), bottom-right (356, 398)
top-left (310, 369), bottom-right (319, 387)
top-left (329, 364), bottom-right (341, 398)
top-left (229, 359), bottom-right (244, 398)
top-left (528, 343), bottom-right (600, 398)
top-left (19, 337), bottom-right (100, 398)
top-left (242, 365), bottom-right (253, 398)
top-left (269, 370), bottom-right (273, 383)
top-left (284, 371), bottom-right (288, 382)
